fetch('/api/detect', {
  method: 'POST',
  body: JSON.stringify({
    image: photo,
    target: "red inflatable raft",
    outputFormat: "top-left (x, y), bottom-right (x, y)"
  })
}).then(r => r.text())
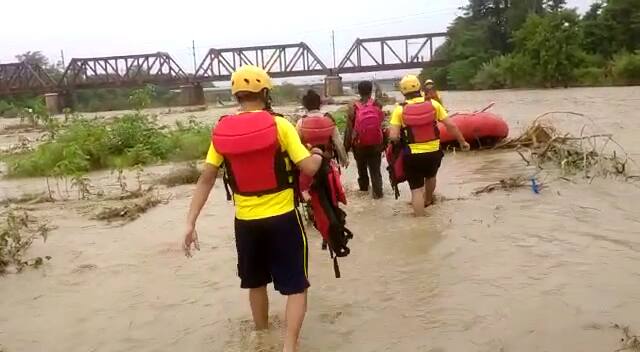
top-left (438, 109), bottom-right (509, 148)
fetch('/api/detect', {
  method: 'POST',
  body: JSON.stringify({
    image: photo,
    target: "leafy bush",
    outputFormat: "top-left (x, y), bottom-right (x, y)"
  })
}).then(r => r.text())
top-left (6, 113), bottom-right (211, 177)
top-left (331, 109), bottom-right (348, 134)
top-left (128, 85), bottom-right (154, 111)
top-left (612, 52), bottom-right (640, 85)
top-left (0, 101), bottom-right (20, 118)
top-left (472, 58), bottom-right (506, 89)
top-left (472, 54), bottom-right (540, 89)
top-left (447, 58), bottom-right (484, 90)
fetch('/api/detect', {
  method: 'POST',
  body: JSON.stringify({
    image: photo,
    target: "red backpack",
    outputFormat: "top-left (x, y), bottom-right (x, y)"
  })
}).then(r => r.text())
top-left (353, 99), bottom-right (384, 146)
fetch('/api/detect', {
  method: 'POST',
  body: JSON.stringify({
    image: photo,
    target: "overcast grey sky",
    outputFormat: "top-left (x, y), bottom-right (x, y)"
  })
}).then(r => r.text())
top-left (0, 0), bottom-right (593, 75)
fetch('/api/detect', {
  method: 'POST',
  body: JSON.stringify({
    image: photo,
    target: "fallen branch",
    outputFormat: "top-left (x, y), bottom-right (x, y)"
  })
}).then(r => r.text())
top-left (495, 111), bottom-right (635, 179)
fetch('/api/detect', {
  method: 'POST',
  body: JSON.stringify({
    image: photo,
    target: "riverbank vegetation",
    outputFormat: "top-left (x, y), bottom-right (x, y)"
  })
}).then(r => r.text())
top-left (2, 112), bottom-right (210, 178)
top-left (421, 0), bottom-right (640, 90)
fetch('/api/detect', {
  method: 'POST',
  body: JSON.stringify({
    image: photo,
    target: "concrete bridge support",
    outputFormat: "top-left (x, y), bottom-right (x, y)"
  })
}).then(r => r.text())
top-left (180, 83), bottom-right (205, 106)
top-left (324, 75), bottom-right (343, 97)
top-left (44, 93), bottom-right (62, 114)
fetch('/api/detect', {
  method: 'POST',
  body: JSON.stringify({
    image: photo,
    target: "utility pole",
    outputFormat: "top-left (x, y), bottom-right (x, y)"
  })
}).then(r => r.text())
top-left (60, 49), bottom-right (66, 68)
top-left (192, 40), bottom-right (197, 73)
top-left (331, 30), bottom-right (337, 69)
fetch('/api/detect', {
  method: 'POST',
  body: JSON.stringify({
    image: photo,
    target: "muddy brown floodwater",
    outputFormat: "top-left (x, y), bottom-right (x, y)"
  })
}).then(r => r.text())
top-left (1, 87), bottom-right (640, 352)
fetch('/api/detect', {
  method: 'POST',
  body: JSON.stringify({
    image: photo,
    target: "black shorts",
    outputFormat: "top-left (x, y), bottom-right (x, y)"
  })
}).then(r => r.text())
top-left (404, 150), bottom-right (444, 190)
top-left (234, 210), bottom-right (309, 295)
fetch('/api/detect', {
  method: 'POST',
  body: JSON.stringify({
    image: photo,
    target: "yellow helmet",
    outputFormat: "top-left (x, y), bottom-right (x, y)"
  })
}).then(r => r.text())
top-left (231, 65), bottom-right (273, 95)
top-left (399, 75), bottom-right (421, 95)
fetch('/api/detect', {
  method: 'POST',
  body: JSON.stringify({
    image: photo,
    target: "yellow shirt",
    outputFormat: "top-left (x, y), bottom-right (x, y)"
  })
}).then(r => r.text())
top-left (390, 97), bottom-right (448, 154)
top-left (206, 114), bottom-right (311, 220)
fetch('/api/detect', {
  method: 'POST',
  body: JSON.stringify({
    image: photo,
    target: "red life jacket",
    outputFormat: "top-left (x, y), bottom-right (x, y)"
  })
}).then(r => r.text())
top-left (402, 101), bottom-right (440, 144)
top-left (354, 99), bottom-right (384, 146)
top-left (212, 111), bottom-right (291, 197)
top-left (299, 113), bottom-right (335, 150)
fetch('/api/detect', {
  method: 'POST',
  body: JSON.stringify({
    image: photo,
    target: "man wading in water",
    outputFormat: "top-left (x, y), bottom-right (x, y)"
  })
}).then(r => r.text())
top-left (389, 75), bottom-right (470, 216)
top-left (181, 65), bottom-right (323, 352)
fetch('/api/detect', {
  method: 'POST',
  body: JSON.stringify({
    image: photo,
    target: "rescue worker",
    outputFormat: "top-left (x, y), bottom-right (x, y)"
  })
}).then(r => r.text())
top-left (344, 81), bottom-right (385, 199)
top-left (423, 78), bottom-right (443, 105)
top-left (389, 75), bottom-right (470, 217)
top-left (181, 65), bottom-right (323, 352)
top-left (296, 89), bottom-right (349, 168)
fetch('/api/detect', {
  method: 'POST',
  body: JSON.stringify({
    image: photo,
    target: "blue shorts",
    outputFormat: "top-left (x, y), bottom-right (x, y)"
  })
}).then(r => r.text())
top-left (234, 210), bottom-right (309, 295)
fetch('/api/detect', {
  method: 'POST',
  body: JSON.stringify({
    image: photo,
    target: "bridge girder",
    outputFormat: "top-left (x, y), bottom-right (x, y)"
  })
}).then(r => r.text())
top-left (60, 52), bottom-right (189, 90)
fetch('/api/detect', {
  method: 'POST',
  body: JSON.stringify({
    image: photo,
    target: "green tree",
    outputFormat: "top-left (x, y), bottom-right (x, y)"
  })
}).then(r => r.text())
top-left (581, 0), bottom-right (640, 58)
top-left (15, 51), bottom-right (50, 66)
top-left (603, 0), bottom-right (640, 53)
top-left (15, 51), bottom-right (63, 80)
top-left (513, 10), bottom-right (584, 87)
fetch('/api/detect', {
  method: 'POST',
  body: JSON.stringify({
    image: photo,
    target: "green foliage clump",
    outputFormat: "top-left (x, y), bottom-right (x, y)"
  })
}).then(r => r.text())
top-left (0, 101), bottom-right (21, 118)
top-left (129, 85), bottom-right (155, 111)
top-left (472, 54), bottom-right (537, 89)
top-left (331, 109), bottom-right (348, 134)
top-left (5, 114), bottom-right (211, 178)
top-left (612, 52), bottom-right (640, 85)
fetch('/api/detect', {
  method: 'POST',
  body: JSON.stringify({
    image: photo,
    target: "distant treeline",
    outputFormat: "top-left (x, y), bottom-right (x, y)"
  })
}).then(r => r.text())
top-left (420, 0), bottom-right (640, 90)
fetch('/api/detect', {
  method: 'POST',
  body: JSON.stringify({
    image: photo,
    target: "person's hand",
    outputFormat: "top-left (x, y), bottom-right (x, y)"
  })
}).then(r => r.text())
top-left (182, 224), bottom-right (200, 258)
top-left (341, 159), bottom-right (350, 169)
top-left (310, 147), bottom-right (324, 157)
top-left (460, 141), bottom-right (471, 151)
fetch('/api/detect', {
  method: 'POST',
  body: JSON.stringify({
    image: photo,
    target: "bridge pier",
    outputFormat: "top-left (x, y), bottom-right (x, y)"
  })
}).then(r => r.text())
top-left (324, 75), bottom-right (343, 97)
top-left (44, 93), bottom-right (62, 114)
top-left (180, 83), bottom-right (205, 106)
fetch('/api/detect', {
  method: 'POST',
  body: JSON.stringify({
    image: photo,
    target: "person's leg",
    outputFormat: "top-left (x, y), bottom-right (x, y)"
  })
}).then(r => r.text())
top-left (424, 176), bottom-right (437, 207)
top-left (423, 150), bottom-right (443, 207)
top-left (266, 211), bottom-right (310, 352)
top-left (368, 147), bottom-right (384, 199)
top-left (249, 286), bottom-right (269, 330)
top-left (354, 148), bottom-right (370, 191)
top-left (235, 218), bottom-right (272, 330)
top-left (284, 291), bottom-right (307, 352)
top-left (405, 153), bottom-right (427, 216)
top-left (411, 187), bottom-right (426, 216)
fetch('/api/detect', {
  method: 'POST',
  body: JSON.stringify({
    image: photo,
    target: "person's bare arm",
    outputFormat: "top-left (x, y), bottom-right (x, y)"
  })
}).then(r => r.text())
top-left (343, 104), bottom-right (355, 153)
top-left (183, 164), bottom-right (219, 256)
top-left (441, 119), bottom-right (470, 151)
top-left (297, 153), bottom-right (323, 176)
top-left (331, 128), bottom-right (349, 167)
top-left (186, 164), bottom-right (218, 225)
